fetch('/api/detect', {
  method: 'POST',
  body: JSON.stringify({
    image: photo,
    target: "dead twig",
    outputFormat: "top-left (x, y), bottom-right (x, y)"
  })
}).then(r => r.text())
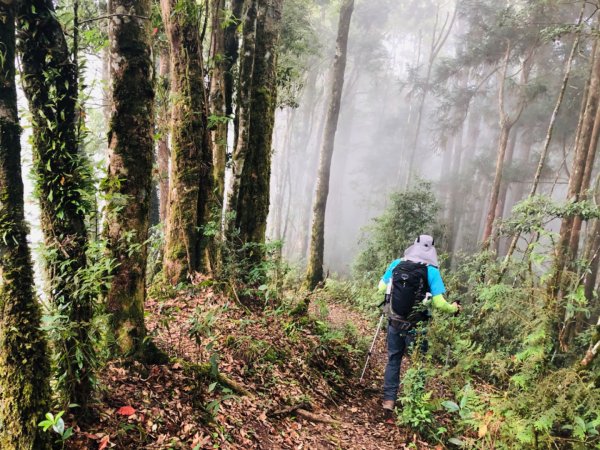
top-left (269, 401), bottom-right (312, 418)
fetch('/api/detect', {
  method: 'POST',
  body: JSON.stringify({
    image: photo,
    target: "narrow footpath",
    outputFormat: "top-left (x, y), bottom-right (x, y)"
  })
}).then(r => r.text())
top-left (66, 290), bottom-right (436, 449)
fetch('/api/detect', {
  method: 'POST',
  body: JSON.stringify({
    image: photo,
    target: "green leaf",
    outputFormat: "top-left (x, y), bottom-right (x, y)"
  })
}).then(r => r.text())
top-left (442, 400), bottom-right (459, 412)
top-left (61, 427), bottom-right (74, 440)
top-left (448, 437), bottom-right (464, 446)
top-left (52, 417), bottom-right (65, 435)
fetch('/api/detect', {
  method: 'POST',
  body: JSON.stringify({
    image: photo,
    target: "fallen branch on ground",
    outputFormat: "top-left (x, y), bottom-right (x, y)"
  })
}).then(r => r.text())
top-left (295, 409), bottom-right (340, 425)
top-left (269, 401), bottom-right (313, 418)
top-left (177, 359), bottom-right (254, 397)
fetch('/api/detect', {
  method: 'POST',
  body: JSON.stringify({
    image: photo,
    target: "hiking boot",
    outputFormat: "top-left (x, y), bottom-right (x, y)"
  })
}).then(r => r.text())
top-left (382, 401), bottom-right (395, 424)
top-left (382, 400), bottom-right (395, 411)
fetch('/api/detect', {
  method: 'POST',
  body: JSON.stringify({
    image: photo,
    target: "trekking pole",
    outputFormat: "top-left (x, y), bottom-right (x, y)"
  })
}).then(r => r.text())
top-left (359, 312), bottom-right (386, 382)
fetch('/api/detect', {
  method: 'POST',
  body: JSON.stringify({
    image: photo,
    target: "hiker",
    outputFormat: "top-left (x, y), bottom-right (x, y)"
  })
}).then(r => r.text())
top-left (377, 234), bottom-right (458, 414)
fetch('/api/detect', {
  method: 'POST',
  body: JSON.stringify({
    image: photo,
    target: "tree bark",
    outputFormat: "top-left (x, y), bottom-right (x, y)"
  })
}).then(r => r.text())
top-left (17, 0), bottom-right (94, 407)
top-left (226, 0), bottom-right (258, 237)
top-left (552, 39), bottom-right (600, 293)
top-left (209, 0), bottom-right (228, 206)
top-left (482, 123), bottom-right (512, 246)
top-left (305, 0), bottom-right (354, 289)
top-left (493, 127), bottom-right (519, 254)
top-left (0, 4), bottom-right (51, 446)
top-left (157, 48), bottom-right (171, 223)
top-left (482, 41), bottom-right (528, 248)
top-left (234, 0), bottom-right (283, 249)
top-left (105, 0), bottom-right (154, 358)
top-left (568, 104), bottom-right (600, 258)
top-left (580, 316), bottom-right (600, 368)
top-left (501, 12), bottom-right (583, 269)
top-left (161, 0), bottom-right (213, 283)
top-left (226, 0), bottom-right (283, 256)
top-left (583, 217), bottom-right (600, 302)
top-left (225, 0), bottom-right (244, 132)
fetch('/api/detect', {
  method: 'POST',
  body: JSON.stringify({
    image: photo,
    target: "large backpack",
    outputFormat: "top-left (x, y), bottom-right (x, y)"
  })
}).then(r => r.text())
top-left (384, 260), bottom-right (429, 328)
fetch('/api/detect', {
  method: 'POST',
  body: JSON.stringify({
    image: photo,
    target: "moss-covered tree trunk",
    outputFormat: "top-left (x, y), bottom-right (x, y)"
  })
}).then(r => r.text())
top-left (17, 0), bottom-right (93, 408)
top-left (0, 4), bottom-right (51, 447)
top-left (225, 0), bottom-right (244, 130)
top-left (157, 48), bottom-right (171, 222)
top-left (226, 0), bottom-right (258, 237)
top-left (233, 0), bottom-right (283, 251)
top-left (161, 0), bottom-right (213, 284)
top-left (305, 0), bottom-right (354, 290)
top-left (105, 0), bottom-right (154, 357)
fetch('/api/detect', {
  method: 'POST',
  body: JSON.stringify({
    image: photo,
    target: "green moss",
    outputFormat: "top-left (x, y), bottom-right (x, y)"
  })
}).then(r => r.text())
top-left (230, 0), bottom-right (281, 255)
top-left (0, 7), bottom-right (51, 445)
top-left (161, 2), bottom-right (213, 283)
top-left (104, 0), bottom-right (154, 361)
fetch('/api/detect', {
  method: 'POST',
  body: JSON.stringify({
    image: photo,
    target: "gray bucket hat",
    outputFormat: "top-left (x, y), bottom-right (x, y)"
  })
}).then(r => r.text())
top-left (403, 234), bottom-right (439, 267)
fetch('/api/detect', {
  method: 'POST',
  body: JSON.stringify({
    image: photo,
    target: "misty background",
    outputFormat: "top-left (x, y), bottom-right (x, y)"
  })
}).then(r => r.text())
top-left (267, 0), bottom-right (582, 275)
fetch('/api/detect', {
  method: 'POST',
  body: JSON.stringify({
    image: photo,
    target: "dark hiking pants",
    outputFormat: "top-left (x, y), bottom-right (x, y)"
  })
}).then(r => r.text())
top-left (382, 322), bottom-right (413, 402)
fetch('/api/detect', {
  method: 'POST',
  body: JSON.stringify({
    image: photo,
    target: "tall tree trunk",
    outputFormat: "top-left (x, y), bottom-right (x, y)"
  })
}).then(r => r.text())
top-left (227, 0), bottom-right (283, 254)
top-left (493, 128), bottom-right (519, 254)
top-left (583, 217), bottom-right (600, 302)
top-left (568, 104), bottom-right (600, 258)
top-left (482, 122), bottom-right (512, 246)
top-left (299, 76), bottom-right (326, 262)
top-left (105, 0), bottom-right (155, 358)
top-left (226, 0), bottom-right (258, 235)
top-left (305, 0), bottom-right (354, 290)
top-left (209, 0), bottom-right (228, 207)
top-left (17, 0), bottom-right (94, 407)
top-left (157, 48), bottom-right (171, 223)
top-left (225, 0), bottom-right (244, 139)
top-left (552, 39), bottom-right (600, 294)
top-left (0, 5), bottom-right (51, 447)
top-left (271, 109), bottom-right (295, 241)
top-left (482, 41), bottom-right (528, 248)
top-left (161, 0), bottom-right (213, 283)
top-left (501, 12), bottom-right (583, 269)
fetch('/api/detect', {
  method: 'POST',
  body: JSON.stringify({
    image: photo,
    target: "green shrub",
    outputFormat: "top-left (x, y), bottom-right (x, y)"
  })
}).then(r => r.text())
top-left (424, 251), bottom-right (600, 448)
top-left (353, 181), bottom-right (443, 284)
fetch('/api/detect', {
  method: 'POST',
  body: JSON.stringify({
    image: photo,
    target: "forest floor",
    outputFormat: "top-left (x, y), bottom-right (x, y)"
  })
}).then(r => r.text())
top-left (65, 280), bottom-right (438, 449)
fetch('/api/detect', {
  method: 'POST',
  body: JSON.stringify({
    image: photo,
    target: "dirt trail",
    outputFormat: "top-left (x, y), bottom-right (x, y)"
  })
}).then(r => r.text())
top-left (66, 292), bottom-right (431, 449)
top-left (305, 302), bottom-right (422, 449)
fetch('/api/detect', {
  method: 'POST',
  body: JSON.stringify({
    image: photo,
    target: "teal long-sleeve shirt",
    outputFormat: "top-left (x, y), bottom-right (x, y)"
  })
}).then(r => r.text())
top-left (378, 259), bottom-right (457, 313)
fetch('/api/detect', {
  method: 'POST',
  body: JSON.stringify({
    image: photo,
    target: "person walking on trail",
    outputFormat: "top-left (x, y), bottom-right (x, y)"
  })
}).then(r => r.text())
top-left (377, 234), bottom-right (458, 417)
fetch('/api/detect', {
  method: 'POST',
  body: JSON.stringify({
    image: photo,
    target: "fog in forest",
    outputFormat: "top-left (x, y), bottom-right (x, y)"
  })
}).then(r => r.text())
top-left (14, 0), bottom-right (592, 282)
top-left (268, 0), bottom-right (584, 276)
top-left (3, 0), bottom-right (600, 446)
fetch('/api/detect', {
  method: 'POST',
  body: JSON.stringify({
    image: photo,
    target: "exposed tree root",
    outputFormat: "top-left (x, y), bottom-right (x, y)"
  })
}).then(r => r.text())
top-left (269, 401), bottom-right (340, 425)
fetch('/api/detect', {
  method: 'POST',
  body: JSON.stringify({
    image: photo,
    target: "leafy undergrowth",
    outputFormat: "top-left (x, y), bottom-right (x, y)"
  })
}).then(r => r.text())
top-left (63, 278), bottom-right (437, 449)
